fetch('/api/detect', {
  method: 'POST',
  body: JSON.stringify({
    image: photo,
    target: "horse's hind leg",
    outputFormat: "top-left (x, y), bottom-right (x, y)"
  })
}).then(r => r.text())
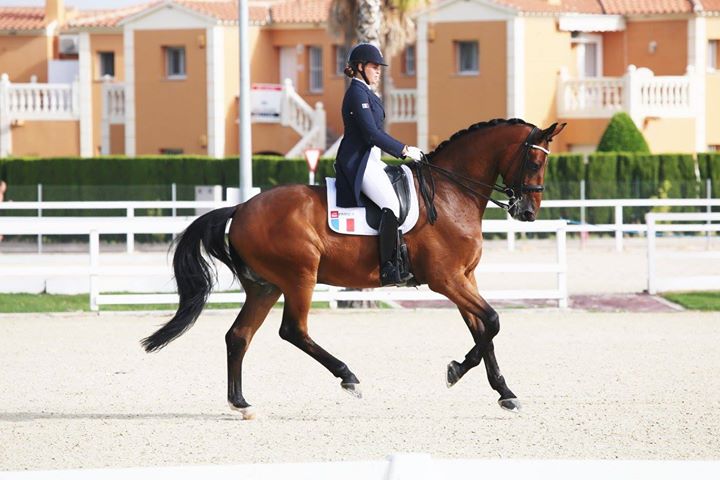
top-left (279, 279), bottom-right (361, 398)
top-left (436, 272), bottom-right (519, 412)
top-left (226, 281), bottom-right (281, 419)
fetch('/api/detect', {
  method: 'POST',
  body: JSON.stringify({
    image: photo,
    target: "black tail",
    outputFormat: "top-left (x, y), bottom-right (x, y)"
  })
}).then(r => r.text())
top-left (141, 206), bottom-right (238, 353)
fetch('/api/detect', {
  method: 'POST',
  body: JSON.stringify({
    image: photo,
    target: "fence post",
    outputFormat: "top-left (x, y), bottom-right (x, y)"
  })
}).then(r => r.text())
top-left (580, 179), bottom-right (587, 248)
top-left (127, 207), bottom-right (134, 254)
top-left (506, 210), bottom-right (515, 251)
top-left (646, 213), bottom-right (657, 295)
top-left (171, 183), bottom-right (177, 241)
top-left (557, 223), bottom-right (568, 308)
top-left (707, 178), bottom-right (712, 250)
top-left (89, 229), bottom-right (100, 312)
top-left (614, 204), bottom-right (623, 252)
top-left (37, 183), bottom-right (43, 254)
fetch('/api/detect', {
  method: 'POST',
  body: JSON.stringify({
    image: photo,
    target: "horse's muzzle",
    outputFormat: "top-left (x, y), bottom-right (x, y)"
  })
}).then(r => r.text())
top-left (521, 209), bottom-right (536, 222)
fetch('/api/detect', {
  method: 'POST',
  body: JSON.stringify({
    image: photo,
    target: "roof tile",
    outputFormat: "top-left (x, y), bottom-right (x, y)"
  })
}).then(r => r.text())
top-left (271, 0), bottom-right (332, 23)
top-left (492, 0), bottom-right (602, 14)
top-left (599, 0), bottom-right (695, 14)
top-left (67, 2), bottom-right (159, 28)
top-left (0, 7), bottom-right (47, 31)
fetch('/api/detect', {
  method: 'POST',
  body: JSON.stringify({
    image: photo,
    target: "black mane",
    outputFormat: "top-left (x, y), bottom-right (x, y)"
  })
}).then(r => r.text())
top-left (427, 118), bottom-right (535, 160)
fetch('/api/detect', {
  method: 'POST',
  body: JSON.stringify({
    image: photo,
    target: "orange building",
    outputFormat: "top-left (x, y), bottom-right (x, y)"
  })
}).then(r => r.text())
top-left (1, 0), bottom-right (720, 158)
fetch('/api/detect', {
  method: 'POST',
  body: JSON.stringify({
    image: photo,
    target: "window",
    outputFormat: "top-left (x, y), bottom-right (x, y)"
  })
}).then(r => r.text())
top-left (709, 40), bottom-right (718, 71)
top-left (165, 46), bottom-right (186, 79)
top-left (335, 45), bottom-right (348, 76)
top-left (404, 45), bottom-right (416, 76)
top-left (456, 41), bottom-right (478, 75)
top-left (98, 51), bottom-right (115, 78)
top-left (309, 46), bottom-right (323, 92)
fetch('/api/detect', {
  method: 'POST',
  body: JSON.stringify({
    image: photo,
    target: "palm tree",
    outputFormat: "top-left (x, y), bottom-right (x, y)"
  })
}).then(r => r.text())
top-left (329, 0), bottom-right (425, 79)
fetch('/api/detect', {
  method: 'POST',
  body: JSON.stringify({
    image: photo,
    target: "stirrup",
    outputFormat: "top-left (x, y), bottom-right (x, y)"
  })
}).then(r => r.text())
top-left (381, 261), bottom-right (413, 287)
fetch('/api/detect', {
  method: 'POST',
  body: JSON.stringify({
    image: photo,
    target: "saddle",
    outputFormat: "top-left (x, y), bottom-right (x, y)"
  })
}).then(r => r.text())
top-left (361, 165), bottom-right (411, 229)
top-left (325, 164), bottom-right (420, 236)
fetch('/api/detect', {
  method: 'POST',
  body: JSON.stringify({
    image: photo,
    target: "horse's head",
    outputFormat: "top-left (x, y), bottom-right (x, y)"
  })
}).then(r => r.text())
top-left (503, 122), bottom-right (566, 222)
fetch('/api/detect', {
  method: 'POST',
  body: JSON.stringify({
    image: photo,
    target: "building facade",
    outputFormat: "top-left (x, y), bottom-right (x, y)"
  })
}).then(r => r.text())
top-left (1, 0), bottom-right (719, 158)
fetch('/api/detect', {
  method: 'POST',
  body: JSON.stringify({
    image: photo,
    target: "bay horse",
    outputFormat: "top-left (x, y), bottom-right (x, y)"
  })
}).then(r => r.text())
top-left (142, 118), bottom-right (566, 419)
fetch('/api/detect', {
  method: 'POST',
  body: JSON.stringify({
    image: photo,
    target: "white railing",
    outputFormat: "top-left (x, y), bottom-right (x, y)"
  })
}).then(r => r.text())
top-left (557, 76), bottom-right (624, 118)
top-left (639, 75), bottom-right (693, 118)
top-left (0, 74), bottom-right (79, 121)
top-left (281, 79), bottom-right (326, 157)
top-left (0, 216), bottom-right (568, 310)
top-left (646, 212), bottom-right (720, 294)
top-left (102, 80), bottom-right (125, 124)
top-left (386, 84), bottom-right (417, 123)
top-left (557, 65), bottom-right (696, 122)
top-left (489, 197), bottom-right (720, 252)
top-left (100, 80), bottom-right (126, 155)
top-left (0, 200), bottom-right (232, 254)
top-left (3, 197), bottom-right (718, 254)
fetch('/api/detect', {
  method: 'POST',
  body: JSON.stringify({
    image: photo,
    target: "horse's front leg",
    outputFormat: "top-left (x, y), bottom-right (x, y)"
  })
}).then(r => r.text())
top-left (434, 272), bottom-right (520, 412)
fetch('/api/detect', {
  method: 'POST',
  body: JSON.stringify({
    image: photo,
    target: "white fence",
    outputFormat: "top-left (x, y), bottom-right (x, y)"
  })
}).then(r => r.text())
top-left (490, 197), bottom-right (719, 252)
top-left (2, 197), bottom-right (719, 254)
top-left (0, 216), bottom-right (568, 310)
top-left (646, 212), bottom-right (720, 294)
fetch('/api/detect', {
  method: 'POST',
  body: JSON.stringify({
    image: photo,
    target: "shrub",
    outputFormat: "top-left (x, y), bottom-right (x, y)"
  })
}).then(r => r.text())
top-left (596, 112), bottom-right (650, 153)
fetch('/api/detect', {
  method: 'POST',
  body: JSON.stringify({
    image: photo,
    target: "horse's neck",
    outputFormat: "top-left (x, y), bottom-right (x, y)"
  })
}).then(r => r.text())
top-left (431, 136), bottom-right (503, 215)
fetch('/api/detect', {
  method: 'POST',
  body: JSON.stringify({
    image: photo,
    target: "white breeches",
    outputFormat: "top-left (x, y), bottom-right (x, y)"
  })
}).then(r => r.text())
top-left (361, 147), bottom-right (400, 217)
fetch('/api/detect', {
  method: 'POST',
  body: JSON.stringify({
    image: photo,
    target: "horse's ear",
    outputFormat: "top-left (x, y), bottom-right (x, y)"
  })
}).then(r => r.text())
top-left (541, 122), bottom-right (566, 142)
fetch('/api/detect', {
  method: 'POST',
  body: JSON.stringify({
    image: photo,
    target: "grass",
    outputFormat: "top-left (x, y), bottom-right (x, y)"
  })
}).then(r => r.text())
top-left (662, 291), bottom-right (720, 311)
top-left (0, 293), bottom-right (331, 313)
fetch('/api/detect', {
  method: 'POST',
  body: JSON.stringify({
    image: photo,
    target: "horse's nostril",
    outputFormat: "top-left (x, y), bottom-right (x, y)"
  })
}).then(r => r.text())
top-left (523, 210), bottom-right (535, 221)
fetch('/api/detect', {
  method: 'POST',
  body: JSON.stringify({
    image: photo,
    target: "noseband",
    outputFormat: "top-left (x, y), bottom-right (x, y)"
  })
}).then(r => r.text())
top-left (414, 126), bottom-right (550, 220)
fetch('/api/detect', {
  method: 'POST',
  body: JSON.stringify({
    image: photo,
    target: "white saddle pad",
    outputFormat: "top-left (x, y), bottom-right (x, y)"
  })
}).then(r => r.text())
top-left (326, 164), bottom-right (420, 236)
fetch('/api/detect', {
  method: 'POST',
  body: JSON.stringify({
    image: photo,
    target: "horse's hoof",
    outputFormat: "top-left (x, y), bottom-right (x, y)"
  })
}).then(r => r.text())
top-left (446, 361), bottom-right (462, 388)
top-left (228, 403), bottom-right (256, 420)
top-left (341, 382), bottom-right (362, 399)
top-left (498, 398), bottom-right (521, 413)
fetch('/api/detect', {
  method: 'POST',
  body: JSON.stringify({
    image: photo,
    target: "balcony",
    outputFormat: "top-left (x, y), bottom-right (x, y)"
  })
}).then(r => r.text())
top-left (557, 65), bottom-right (698, 123)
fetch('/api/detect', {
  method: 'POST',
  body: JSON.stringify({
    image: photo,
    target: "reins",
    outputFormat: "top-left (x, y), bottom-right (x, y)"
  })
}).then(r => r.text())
top-left (412, 127), bottom-right (550, 225)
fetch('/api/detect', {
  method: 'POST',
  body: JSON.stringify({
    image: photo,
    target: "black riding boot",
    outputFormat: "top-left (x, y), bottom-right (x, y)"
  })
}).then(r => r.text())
top-left (378, 208), bottom-right (412, 286)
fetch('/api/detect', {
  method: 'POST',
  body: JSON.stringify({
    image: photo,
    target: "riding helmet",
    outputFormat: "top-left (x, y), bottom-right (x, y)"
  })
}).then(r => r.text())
top-left (348, 43), bottom-right (388, 66)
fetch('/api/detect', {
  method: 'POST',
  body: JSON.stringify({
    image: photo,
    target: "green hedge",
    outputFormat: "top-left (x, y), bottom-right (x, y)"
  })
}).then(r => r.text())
top-left (0, 153), bottom-right (712, 227)
top-left (698, 152), bottom-right (720, 198)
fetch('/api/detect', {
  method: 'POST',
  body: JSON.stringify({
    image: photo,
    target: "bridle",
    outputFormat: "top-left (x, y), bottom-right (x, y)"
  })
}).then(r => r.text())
top-left (413, 126), bottom-right (550, 224)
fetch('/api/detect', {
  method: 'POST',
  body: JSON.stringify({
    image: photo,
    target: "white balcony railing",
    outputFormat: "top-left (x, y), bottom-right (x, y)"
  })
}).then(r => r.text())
top-left (103, 80), bottom-right (125, 125)
top-left (386, 78), bottom-right (417, 124)
top-left (0, 74), bottom-right (79, 121)
top-left (557, 65), bottom-right (697, 123)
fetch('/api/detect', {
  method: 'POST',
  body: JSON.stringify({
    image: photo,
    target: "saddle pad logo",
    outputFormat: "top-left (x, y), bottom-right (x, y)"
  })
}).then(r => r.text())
top-left (330, 210), bottom-right (339, 219)
top-left (346, 218), bottom-right (355, 232)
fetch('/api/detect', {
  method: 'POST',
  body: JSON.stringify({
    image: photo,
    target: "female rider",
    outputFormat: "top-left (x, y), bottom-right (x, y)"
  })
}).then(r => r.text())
top-left (333, 43), bottom-right (423, 286)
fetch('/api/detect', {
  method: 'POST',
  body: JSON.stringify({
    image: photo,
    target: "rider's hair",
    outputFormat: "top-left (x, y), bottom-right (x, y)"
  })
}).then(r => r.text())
top-left (344, 63), bottom-right (358, 78)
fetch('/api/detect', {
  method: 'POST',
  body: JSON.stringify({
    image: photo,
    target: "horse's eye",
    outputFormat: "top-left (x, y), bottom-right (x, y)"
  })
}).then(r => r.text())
top-left (529, 162), bottom-right (541, 172)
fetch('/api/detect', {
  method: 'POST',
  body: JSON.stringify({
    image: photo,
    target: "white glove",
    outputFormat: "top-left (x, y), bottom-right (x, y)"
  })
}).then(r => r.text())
top-left (405, 146), bottom-right (424, 162)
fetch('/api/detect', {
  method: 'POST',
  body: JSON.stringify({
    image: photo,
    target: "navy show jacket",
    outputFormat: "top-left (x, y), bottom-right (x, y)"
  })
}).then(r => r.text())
top-left (334, 78), bottom-right (405, 208)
